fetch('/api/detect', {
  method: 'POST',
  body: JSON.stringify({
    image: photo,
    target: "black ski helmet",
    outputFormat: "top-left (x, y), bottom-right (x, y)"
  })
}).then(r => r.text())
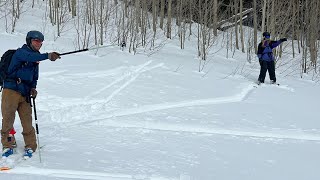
top-left (26, 30), bottom-right (44, 46)
top-left (263, 32), bottom-right (270, 37)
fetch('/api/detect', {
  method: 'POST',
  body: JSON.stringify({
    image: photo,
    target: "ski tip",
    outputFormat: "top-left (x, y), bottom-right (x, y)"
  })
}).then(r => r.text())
top-left (0, 167), bottom-right (11, 171)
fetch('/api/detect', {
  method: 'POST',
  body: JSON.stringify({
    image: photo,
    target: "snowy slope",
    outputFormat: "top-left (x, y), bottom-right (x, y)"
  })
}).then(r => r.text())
top-left (1, 2), bottom-right (320, 180)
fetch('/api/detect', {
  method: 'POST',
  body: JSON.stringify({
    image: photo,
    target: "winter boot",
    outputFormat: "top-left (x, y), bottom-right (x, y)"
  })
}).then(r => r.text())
top-left (23, 148), bottom-right (34, 159)
top-left (2, 148), bottom-right (14, 158)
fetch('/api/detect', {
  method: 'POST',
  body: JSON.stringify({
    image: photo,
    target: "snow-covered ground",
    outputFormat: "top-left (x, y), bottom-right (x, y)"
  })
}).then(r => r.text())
top-left (1, 2), bottom-right (320, 180)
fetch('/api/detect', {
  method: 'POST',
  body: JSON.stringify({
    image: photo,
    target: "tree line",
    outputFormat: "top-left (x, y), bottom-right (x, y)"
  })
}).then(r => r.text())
top-left (0, 0), bottom-right (319, 74)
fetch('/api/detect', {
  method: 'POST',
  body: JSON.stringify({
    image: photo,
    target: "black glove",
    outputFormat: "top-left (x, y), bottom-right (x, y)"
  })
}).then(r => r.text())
top-left (48, 52), bottom-right (61, 61)
top-left (280, 38), bottom-right (287, 42)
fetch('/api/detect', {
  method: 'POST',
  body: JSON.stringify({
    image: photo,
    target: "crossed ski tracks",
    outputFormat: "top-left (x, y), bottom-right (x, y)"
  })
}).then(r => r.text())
top-left (70, 84), bottom-right (320, 142)
top-left (41, 61), bottom-right (320, 142)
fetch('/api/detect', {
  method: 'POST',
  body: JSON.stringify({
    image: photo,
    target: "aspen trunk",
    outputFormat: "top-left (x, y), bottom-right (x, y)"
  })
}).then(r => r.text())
top-left (253, 0), bottom-right (257, 53)
top-left (166, 0), bottom-right (172, 39)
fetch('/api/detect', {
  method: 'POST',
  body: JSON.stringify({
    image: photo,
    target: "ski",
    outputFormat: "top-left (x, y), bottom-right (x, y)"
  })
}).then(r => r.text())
top-left (0, 146), bottom-right (45, 171)
top-left (0, 154), bottom-right (24, 171)
top-left (254, 81), bottom-right (280, 87)
top-left (253, 81), bottom-right (261, 88)
top-left (0, 167), bottom-right (10, 171)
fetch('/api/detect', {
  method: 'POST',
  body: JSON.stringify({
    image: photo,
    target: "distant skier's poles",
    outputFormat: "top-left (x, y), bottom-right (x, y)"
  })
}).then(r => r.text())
top-left (32, 97), bottom-right (42, 163)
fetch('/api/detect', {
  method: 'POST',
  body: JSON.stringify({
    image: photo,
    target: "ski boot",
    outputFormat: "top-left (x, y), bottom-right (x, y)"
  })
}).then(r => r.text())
top-left (2, 148), bottom-right (14, 158)
top-left (23, 148), bottom-right (34, 159)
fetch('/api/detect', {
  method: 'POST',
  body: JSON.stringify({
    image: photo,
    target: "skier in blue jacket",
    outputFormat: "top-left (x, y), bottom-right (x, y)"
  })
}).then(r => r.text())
top-left (257, 32), bottom-right (287, 84)
top-left (1, 31), bottom-right (60, 158)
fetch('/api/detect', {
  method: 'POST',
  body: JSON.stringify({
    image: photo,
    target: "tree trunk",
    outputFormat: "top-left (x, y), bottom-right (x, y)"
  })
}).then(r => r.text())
top-left (100, 0), bottom-right (103, 45)
top-left (71, 0), bottom-right (76, 17)
top-left (160, 0), bottom-right (165, 30)
top-left (239, 0), bottom-right (244, 53)
top-left (166, 0), bottom-right (172, 39)
top-left (234, 0), bottom-right (239, 50)
top-left (189, 0), bottom-right (193, 37)
top-left (291, 0), bottom-right (296, 58)
top-left (152, 0), bottom-right (157, 33)
top-left (253, 0), bottom-right (257, 53)
top-left (212, 0), bottom-right (217, 36)
top-left (261, 0), bottom-right (267, 33)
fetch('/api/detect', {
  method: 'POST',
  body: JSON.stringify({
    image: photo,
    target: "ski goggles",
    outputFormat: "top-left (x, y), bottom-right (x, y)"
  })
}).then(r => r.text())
top-left (32, 39), bottom-right (43, 44)
top-left (264, 35), bottom-right (270, 39)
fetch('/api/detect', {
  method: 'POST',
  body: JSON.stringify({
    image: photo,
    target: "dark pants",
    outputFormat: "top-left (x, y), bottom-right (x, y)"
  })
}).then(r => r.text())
top-left (258, 60), bottom-right (276, 83)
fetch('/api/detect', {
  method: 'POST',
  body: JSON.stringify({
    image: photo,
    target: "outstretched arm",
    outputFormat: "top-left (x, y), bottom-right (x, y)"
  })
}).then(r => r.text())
top-left (270, 38), bottom-right (287, 49)
top-left (16, 48), bottom-right (48, 63)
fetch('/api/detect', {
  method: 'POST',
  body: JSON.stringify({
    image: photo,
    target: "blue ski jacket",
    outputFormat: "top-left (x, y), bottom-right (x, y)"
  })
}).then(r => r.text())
top-left (257, 40), bottom-right (284, 61)
top-left (4, 44), bottom-right (49, 97)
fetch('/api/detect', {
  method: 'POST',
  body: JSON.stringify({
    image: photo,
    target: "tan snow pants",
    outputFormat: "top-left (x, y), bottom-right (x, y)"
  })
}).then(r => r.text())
top-left (1, 88), bottom-right (37, 151)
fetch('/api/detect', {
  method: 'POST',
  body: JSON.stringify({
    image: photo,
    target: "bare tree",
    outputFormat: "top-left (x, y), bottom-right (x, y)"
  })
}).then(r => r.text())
top-left (212, 0), bottom-right (217, 36)
top-left (291, 0), bottom-right (296, 58)
top-left (7, 0), bottom-right (23, 32)
top-left (188, 0), bottom-right (193, 37)
top-left (152, 0), bottom-right (157, 34)
top-left (2, 0), bottom-right (319, 75)
top-left (71, 0), bottom-right (76, 17)
top-left (234, 0), bottom-right (239, 50)
top-left (178, 0), bottom-right (186, 49)
top-left (253, 0), bottom-right (257, 53)
top-left (100, 0), bottom-right (104, 45)
top-left (166, 0), bottom-right (172, 39)
top-left (261, 0), bottom-right (267, 33)
top-left (159, 0), bottom-right (165, 30)
top-left (308, 0), bottom-right (319, 70)
top-left (239, 0), bottom-right (244, 53)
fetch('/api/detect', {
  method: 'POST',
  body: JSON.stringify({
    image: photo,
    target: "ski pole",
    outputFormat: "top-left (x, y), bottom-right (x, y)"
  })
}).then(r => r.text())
top-left (32, 97), bottom-right (42, 163)
top-left (58, 44), bottom-right (116, 56)
top-left (59, 48), bottom-right (89, 56)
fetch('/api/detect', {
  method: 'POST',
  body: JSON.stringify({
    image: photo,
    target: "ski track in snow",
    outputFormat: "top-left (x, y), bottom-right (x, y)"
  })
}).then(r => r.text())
top-left (40, 63), bottom-right (318, 142)
top-left (39, 61), bottom-right (163, 115)
top-left (70, 83), bottom-right (320, 142)
top-left (1, 167), bottom-right (169, 180)
top-left (84, 60), bottom-right (157, 99)
top-left (84, 120), bottom-right (320, 141)
top-left (76, 84), bottom-right (256, 125)
top-left (47, 78), bottom-right (318, 142)
top-left (89, 62), bottom-right (164, 103)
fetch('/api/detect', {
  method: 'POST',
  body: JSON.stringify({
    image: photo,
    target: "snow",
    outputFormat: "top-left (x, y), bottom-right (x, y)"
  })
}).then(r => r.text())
top-left (1, 2), bottom-right (320, 180)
